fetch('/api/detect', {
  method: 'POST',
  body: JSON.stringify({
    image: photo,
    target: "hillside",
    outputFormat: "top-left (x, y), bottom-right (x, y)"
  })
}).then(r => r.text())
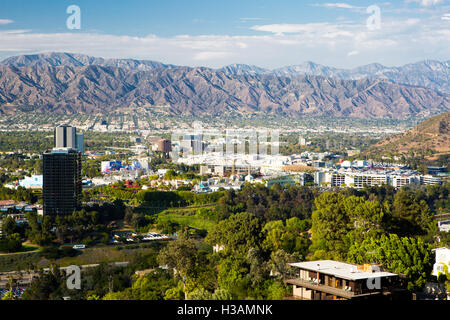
top-left (0, 53), bottom-right (449, 119)
top-left (368, 111), bottom-right (450, 159)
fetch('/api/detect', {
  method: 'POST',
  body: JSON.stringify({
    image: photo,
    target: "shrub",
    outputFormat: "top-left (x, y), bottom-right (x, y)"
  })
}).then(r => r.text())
top-left (0, 238), bottom-right (22, 253)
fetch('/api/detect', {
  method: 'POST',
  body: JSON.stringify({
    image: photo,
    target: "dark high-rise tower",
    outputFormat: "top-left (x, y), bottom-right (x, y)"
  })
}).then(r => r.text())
top-left (43, 148), bottom-right (82, 217)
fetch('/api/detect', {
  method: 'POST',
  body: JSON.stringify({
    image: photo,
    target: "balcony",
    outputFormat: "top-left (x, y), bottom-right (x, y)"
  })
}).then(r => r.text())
top-left (285, 278), bottom-right (383, 300)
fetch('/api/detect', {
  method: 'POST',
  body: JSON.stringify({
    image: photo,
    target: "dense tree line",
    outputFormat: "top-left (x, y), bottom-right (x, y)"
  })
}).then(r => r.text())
top-left (0, 132), bottom-right (52, 153)
top-left (136, 190), bottom-right (225, 207)
top-left (216, 184), bottom-right (317, 222)
top-left (308, 187), bottom-right (442, 290)
top-left (0, 186), bottom-right (37, 203)
top-left (280, 133), bottom-right (380, 156)
top-left (4, 183), bottom-right (448, 299)
top-left (0, 154), bottom-right (42, 175)
top-left (347, 234), bottom-right (433, 291)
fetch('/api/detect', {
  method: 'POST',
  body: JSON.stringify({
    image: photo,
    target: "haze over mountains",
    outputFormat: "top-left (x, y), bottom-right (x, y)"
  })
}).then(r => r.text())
top-left (0, 52), bottom-right (448, 119)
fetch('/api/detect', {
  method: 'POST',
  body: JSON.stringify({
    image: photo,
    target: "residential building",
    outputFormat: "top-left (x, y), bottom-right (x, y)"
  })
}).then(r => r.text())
top-left (286, 260), bottom-right (409, 300)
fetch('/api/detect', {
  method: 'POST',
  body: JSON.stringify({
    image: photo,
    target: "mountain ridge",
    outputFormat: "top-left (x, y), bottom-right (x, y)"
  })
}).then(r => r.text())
top-left (2, 52), bottom-right (448, 93)
top-left (0, 53), bottom-right (449, 119)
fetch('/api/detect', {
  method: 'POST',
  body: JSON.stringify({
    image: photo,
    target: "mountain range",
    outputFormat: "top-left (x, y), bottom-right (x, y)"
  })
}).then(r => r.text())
top-left (0, 52), bottom-right (448, 119)
top-left (219, 60), bottom-right (450, 95)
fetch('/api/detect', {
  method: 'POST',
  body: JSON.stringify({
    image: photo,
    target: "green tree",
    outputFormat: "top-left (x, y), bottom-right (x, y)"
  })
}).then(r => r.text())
top-left (205, 212), bottom-right (263, 256)
top-left (263, 218), bottom-right (310, 256)
top-left (347, 234), bottom-right (434, 291)
top-left (164, 283), bottom-right (185, 300)
top-left (211, 288), bottom-right (232, 300)
top-left (187, 288), bottom-right (213, 300)
top-left (157, 239), bottom-right (200, 297)
top-left (268, 249), bottom-right (300, 279)
top-left (266, 280), bottom-right (288, 300)
top-left (217, 256), bottom-right (250, 300)
top-left (1, 217), bottom-right (17, 238)
top-left (347, 199), bottom-right (387, 243)
top-left (391, 190), bottom-right (433, 235)
top-left (311, 192), bottom-right (351, 260)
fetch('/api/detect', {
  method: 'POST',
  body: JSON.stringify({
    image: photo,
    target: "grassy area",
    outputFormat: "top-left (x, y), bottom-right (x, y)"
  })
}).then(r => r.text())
top-left (156, 206), bottom-right (217, 231)
top-left (50, 246), bottom-right (157, 267)
top-left (0, 252), bottom-right (41, 272)
top-left (0, 243), bottom-right (41, 257)
top-left (157, 213), bottom-right (216, 231)
top-left (20, 245), bottom-right (41, 253)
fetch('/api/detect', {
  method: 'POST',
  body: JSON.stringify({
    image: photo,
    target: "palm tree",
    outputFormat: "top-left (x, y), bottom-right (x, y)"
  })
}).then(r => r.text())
top-left (8, 275), bottom-right (16, 293)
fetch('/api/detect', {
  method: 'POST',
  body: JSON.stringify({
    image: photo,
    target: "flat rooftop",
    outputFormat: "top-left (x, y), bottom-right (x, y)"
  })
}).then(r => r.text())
top-left (289, 260), bottom-right (398, 281)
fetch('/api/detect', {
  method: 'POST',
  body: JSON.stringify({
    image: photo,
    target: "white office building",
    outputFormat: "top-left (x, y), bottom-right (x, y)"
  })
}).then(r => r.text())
top-left (420, 175), bottom-right (442, 186)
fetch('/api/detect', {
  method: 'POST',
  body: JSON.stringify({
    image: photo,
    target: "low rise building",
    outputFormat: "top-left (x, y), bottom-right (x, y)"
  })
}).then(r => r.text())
top-left (420, 175), bottom-right (442, 186)
top-left (265, 174), bottom-right (308, 188)
top-left (330, 173), bottom-right (346, 187)
top-left (19, 175), bottom-right (43, 189)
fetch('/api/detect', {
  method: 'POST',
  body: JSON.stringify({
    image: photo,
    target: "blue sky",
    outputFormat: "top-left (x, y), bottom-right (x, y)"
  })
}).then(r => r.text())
top-left (0, 0), bottom-right (449, 68)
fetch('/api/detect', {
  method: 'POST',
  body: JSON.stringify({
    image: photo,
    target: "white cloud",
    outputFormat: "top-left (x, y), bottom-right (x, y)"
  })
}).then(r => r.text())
top-left (0, 15), bottom-right (448, 69)
top-left (317, 3), bottom-right (360, 9)
top-left (193, 51), bottom-right (233, 61)
top-left (251, 23), bottom-right (318, 35)
top-left (443, 13), bottom-right (450, 20)
top-left (240, 18), bottom-right (264, 22)
top-left (407, 0), bottom-right (445, 6)
top-left (0, 19), bottom-right (14, 25)
top-left (250, 23), bottom-right (354, 37)
top-left (312, 2), bottom-right (365, 12)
